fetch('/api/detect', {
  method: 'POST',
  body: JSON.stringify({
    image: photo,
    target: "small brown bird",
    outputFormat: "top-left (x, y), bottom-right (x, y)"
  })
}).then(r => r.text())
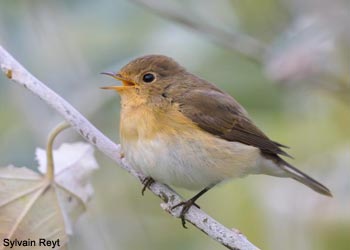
top-left (102, 55), bottom-right (332, 228)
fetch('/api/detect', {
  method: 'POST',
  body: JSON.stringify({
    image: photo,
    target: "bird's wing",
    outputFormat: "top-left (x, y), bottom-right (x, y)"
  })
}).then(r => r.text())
top-left (173, 88), bottom-right (291, 158)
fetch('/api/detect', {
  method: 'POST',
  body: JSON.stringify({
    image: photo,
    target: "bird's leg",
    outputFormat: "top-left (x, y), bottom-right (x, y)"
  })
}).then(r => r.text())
top-left (171, 186), bottom-right (213, 228)
top-left (141, 177), bottom-right (155, 196)
top-left (120, 151), bottom-right (125, 159)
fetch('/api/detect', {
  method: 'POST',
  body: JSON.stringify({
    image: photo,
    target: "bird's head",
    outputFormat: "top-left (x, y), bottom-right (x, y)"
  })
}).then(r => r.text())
top-left (101, 55), bottom-right (186, 104)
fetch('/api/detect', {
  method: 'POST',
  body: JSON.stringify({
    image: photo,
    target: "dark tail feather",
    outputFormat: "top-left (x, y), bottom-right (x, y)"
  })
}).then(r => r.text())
top-left (280, 161), bottom-right (332, 197)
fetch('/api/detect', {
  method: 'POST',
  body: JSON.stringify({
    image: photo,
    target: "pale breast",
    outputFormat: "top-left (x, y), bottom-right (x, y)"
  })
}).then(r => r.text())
top-left (120, 103), bottom-right (262, 190)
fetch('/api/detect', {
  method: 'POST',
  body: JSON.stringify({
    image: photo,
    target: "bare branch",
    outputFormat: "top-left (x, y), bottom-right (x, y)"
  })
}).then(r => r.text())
top-left (131, 0), bottom-right (266, 64)
top-left (0, 45), bottom-right (260, 250)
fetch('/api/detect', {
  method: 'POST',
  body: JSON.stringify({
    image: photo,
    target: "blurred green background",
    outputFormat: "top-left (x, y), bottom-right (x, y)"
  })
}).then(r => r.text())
top-left (0, 1), bottom-right (349, 250)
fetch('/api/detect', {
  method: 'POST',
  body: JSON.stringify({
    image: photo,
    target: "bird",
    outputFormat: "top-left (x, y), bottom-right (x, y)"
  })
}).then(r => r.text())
top-left (101, 54), bottom-right (332, 228)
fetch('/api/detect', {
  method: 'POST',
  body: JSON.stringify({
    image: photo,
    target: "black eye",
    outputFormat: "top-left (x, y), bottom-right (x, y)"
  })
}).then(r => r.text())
top-left (142, 73), bottom-right (155, 83)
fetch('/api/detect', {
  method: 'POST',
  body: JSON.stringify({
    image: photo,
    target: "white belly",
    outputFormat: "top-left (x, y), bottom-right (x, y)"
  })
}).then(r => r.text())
top-left (121, 131), bottom-right (262, 190)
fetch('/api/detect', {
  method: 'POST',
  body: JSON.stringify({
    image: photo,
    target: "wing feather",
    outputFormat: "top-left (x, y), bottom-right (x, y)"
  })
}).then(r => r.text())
top-left (171, 87), bottom-right (291, 158)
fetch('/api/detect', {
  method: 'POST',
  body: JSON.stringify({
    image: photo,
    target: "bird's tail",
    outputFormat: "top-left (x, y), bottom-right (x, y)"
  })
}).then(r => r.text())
top-left (280, 161), bottom-right (332, 197)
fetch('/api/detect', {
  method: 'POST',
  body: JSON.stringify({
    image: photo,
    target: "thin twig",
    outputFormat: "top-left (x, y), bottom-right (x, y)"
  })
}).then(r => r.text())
top-left (131, 0), bottom-right (266, 64)
top-left (46, 122), bottom-right (71, 182)
top-left (0, 45), bottom-right (260, 250)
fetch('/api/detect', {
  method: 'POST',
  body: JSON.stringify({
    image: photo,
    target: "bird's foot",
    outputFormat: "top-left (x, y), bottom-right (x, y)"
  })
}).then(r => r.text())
top-left (171, 199), bottom-right (200, 228)
top-left (120, 152), bottom-right (125, 158)
top-left (141, 177), bottom-right (154, 196)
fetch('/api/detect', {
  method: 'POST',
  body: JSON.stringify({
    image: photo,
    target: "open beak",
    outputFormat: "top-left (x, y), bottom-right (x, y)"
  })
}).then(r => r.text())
top-left (100, 72), bottom-right (135, 91)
